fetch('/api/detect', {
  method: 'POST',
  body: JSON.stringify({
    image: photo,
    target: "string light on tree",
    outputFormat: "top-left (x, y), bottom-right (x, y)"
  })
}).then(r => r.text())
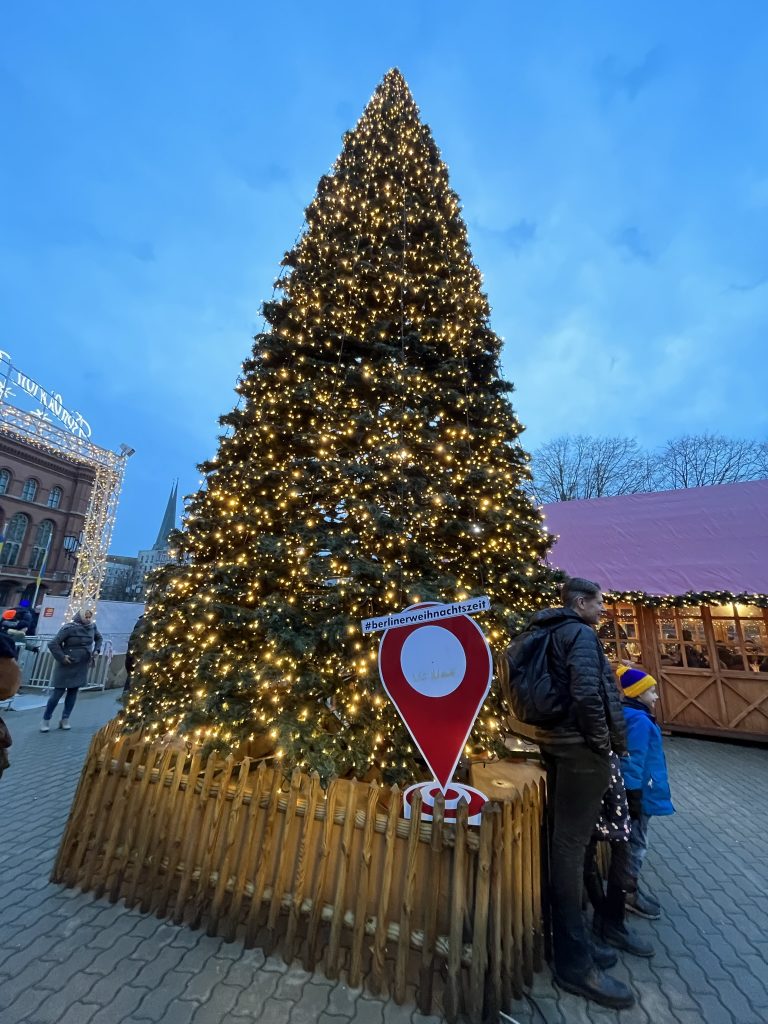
top-left (123, 69), bottom-right (556, 783)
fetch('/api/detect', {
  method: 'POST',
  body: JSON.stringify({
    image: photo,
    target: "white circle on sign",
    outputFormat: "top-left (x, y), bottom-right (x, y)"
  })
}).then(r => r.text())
top-left (400, 625), bottom-right (466, 697)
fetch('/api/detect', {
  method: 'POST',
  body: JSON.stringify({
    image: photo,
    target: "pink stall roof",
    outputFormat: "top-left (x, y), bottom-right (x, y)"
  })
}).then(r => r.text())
top-left (542, 479), bottom-right (768, 597)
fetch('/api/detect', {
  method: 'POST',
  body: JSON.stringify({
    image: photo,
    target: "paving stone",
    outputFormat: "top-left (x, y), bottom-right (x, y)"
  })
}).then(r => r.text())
top-left (672, 954), bottom-right (719, 995)
top-left (687, 992), bottom-right (736, 1024)
top-left (130, 943), bottom-right (188, 988)
top-left (84, 933), bottom-right (144, 973)
top-left (142, 998), bottom-right (196, 1024)
top-left (626, 982), bottom-right (676, 1024)
top-left (175, 939), bottom-right (224, 974)
top-left (732, 956), bottom-right (768, 1004)
top-left (178, 957), bottom-right (232, 1003)
top-left (86, 912), bottom-right (140, 949)
top-left (710, 976), bottom-right (766, 1017)
top-left (4, 693), bottom-right (768, 1024)
top-left (31, 973), bottom-right (101, 1022)
top-left (683, 945), bottom-right (731, 982)
top-left (545, 995), bottom-right (593, 1024)
top-left (347, 999), bottom-right (385, 1024)
top-left (284, 980), bottom-right (332, 1024)
top-left (188, 984), bottom-right (240, 1023)
top-left (648, 967), bottom-right (698, 1011)
top-left (54, 1001), bottom-right (100, 1024)
top-left (230, 973), bottom-right (281, 1016)
top-left (0, 957), bottom-right (57, 1001)
top-left (382, 998), bottom-right (416, 1024)
top-left (271, 962), bottom-right (312, 1000)
top-left (326, 980), bottom-right (361, 1017)
top-left (88, 985), bottom-right (151, 1024)
top-left (134, 970), bottom-right (196, 1021)
top-left (252, 997), bottom-right (294, 1024)
top-left (0, 935), bottom-right (62, 973)
top-left (225, 955), bottom-right (269, 989)
top-left (3, 984), bottom-right (55, 1022)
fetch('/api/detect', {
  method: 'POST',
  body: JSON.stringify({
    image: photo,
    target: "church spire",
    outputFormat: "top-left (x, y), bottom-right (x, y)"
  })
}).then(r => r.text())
top-left (152, 481), bottom-right (178, 551)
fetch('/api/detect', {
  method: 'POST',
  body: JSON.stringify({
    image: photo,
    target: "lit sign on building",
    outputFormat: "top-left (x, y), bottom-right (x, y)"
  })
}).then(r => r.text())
top-left (0, 351), bottom-right (92, 439)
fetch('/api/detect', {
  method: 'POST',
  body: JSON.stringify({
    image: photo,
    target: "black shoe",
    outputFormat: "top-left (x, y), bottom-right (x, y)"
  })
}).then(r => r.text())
top-left (626, 889), bottom-right (661, 919)
top-left (598, 920), bottom-right (655, 958)
top-left (589, 939), bottom-right (618, 969)
top-left (554, 967), bottom-right (635, 1009)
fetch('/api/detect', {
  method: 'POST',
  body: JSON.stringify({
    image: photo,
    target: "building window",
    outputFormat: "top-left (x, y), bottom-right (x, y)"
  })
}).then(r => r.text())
top-left (2, 513), bottom-right (29, 566)
top-left (29, 520), bottom-right (54, 572)
top-left (599, 603), bottom-right (642, 662)
top-left (21, 478), bottom-right (38, 502)
top-left (0, 470), bottom-right (9, 495)
top-left (47, 487), bottom-right (63, 509)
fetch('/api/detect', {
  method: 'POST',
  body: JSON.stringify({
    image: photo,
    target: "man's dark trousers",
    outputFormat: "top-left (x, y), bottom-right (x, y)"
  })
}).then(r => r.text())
top-left (540, 743), bottom-right (611, 977)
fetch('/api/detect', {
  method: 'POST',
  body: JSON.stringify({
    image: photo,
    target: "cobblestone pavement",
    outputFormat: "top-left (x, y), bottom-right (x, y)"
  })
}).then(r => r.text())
top-left (1, 690), bottom-right (767, 1023)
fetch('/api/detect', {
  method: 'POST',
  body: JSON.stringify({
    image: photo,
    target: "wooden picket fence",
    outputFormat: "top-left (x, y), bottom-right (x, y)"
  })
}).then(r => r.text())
top-left (52, 724), bottom-right (546, 1022)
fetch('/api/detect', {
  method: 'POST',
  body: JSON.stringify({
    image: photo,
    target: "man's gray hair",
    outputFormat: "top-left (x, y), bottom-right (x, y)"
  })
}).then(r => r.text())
top-left (561, 576), bottom-right (601, 608)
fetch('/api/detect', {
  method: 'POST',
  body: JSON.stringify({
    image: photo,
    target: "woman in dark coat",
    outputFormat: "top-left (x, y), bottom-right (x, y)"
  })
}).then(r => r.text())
top-left (40, 608), bottom-right (103, 731)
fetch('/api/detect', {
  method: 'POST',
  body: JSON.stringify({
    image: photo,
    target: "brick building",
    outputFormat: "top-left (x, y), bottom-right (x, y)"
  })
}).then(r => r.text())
top-left (0, 432), bottom-right (95, 607)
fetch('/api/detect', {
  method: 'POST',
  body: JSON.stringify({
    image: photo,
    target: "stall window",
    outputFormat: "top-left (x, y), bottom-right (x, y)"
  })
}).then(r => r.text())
top-left (656, 607), bottom-right (710, 669)
top-left (599, 603), bottom-right (642, 662)
top-left (710, 604), bottom-right (768, 671)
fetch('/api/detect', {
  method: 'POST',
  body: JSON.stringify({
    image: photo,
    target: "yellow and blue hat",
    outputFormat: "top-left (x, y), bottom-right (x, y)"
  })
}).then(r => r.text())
top-left (616, 664), bottom-right (657, 698)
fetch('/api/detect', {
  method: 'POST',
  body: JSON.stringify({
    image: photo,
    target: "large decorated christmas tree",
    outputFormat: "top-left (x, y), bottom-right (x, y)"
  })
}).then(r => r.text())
top-left (126, 69), bottom-right (555, 783)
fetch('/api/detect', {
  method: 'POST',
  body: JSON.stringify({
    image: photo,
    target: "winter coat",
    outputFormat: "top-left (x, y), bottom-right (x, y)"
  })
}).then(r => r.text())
top-left (620, 699), bottom-right (675, 817)
top-left (0, 606), bottom-right (34, 633)
top-left (48, 615), bottom-right (103, 689)
top-left (506, 608), bottom-right (627, 755)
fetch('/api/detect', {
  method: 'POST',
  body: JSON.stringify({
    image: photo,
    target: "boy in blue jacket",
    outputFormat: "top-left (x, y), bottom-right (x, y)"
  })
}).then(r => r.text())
top-left (616, 665), bottom-right (675, 919)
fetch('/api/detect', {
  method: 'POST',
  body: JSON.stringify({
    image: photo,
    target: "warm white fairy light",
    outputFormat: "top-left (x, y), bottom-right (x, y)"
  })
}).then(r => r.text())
top-left (122, 69), bottom-right (557, 783)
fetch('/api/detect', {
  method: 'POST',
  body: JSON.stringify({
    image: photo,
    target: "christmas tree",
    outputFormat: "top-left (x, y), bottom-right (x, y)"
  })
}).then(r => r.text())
top-left (126, 69), bottom-right (555, 783)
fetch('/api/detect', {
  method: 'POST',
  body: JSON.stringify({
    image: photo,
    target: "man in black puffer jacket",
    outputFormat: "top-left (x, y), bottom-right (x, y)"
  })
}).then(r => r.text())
top-left (521, 578), bottom-right (632, 1009)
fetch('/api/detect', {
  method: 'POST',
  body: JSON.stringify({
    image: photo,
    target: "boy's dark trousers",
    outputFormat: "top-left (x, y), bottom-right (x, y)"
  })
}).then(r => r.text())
top-left (539, 743), bottom-right (611, 978)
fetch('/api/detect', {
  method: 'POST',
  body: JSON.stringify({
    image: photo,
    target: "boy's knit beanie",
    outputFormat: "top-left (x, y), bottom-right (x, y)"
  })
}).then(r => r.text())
top-left (616, 664), bottom-right (657, 698)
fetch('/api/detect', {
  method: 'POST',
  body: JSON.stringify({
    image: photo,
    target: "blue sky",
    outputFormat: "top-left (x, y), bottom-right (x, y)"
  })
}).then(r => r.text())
top-left (2, 2), bottom-right (768, 553)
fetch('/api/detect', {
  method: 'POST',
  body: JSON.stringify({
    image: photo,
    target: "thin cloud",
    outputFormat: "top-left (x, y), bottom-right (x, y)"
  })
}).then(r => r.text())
top-left (476, 218), bottom-right (537, 254)
top-left (728, 274), bottom-right (768, 293)
top-left (612, 225), bottom-right (655, 264)
top-left (596, 46), bottom-right (665, 101)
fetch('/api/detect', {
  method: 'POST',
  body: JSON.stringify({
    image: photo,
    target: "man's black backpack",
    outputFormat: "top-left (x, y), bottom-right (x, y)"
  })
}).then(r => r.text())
top-left (497, 623), bottom-right (570, 727)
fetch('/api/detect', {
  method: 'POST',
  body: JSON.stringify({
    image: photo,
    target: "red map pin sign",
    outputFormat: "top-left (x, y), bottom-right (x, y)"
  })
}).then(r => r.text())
top-left (378, 604), bottom-right (493, 790)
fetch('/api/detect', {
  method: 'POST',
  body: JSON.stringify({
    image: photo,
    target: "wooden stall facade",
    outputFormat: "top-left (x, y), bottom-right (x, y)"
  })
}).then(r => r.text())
top-left (601, 601), bottom-right (768, 741)
top-left (53, 722), bottom-right (548, 1023)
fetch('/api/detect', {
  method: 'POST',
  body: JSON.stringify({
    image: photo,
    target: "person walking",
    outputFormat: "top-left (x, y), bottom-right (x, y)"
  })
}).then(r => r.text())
top-left (505, 577), bottom-right (633, 1009)
top-left (40, 607), bottom-right (103, 731)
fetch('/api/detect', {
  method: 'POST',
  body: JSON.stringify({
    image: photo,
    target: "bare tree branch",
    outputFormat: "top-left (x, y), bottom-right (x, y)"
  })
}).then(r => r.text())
top-left (654, 434), bottom-right (761, 488)
top-left (527, 433), bottom-right (765, 503)
top-left (527, 435), bottom-right (648, 503)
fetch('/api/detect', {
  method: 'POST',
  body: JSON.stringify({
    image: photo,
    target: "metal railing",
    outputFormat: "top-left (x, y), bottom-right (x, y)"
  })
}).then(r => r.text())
top-left (17, 638), bottom-right (125, 692)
